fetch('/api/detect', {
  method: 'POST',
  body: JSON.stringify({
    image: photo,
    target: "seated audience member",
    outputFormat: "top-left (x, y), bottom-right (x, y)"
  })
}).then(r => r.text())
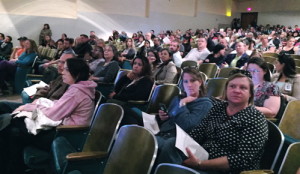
top-left (0, 33), bottom-right (5, 42)
top-left (224, 41), bottom-right (249, 68)
top-left (156, 72), bottom-right (268, 174)
top-left (63, 38), bottom-right (76, 55)
top-left (0, 53), bottom-right (73, 128)
top-left (74, 34), bottom-right (93, 59)
top-left (88, 46), bottom-right (104, 73)
top-left (219, 38), bottom-right (233, 57)
top-left (153, 37), bottom-right (162, 52)
top-left (138, 32), bottom-right (154, 48)
top-left (154, 68), bottom-right (212, 145)
top-left (0, 39), bottom-right (37, 94)
top-left (39, 39), bottom-right (65, 73)
top-left (0, 58), bottom-right (96, 174)
top-left (153, 48), bottom-right (177, 84)
top-left (246, 58), bottom-right (280, 118)
top-left (121, 68), bottom-right (212, 126)
top-left (119, 38), bottom-right (136, 62)
top-left (272, 53), bottom-right (300, 101)
top-left (169, 40), bottom-right (183, 67)
top-left (135, 35), bottom-right (145, 48)
top-left (203, 44), bottom-right (226, 67)
top-left (184, 37), bottom-right (210, 64)
top-left (277, 36), bottom-right (298, 54)
top-left (137, 40), bottom-right (151, 58)
top-left (108, 56), bottom-right (153, 102)
top-left (89, 44), bottom-right (119, 83)
top-left (0, 36), bottom-right (13, 59)
top-left (41, 35), bottom-right (56, 48)
top-left (10, 37), bottom-right (27, 60)
top-left (255, 35), bottom-right (276, 53)
top-left (147, 49), bottom-right (161, 73)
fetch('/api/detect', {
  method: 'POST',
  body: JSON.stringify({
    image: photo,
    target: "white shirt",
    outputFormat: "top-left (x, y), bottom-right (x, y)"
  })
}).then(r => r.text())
top-left (184, 48), bottom-right (210, 61)
top-left (172, 51), bottom-right (183, 67)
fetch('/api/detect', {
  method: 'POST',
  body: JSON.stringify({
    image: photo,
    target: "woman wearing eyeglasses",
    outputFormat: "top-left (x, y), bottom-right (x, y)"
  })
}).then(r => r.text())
top-left (246, 57), bottom-right (280, 118)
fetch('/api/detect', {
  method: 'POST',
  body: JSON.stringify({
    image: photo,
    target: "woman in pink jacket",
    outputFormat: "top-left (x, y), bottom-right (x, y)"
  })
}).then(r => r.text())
top-left (0, 58), bottom-right (97, 174)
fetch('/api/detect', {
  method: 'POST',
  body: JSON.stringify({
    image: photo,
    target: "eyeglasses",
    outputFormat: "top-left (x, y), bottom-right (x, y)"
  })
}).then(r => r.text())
top-left (247, 69), bottom-right (261, 73)
top-left (229, 69), bottom-right (252, 79)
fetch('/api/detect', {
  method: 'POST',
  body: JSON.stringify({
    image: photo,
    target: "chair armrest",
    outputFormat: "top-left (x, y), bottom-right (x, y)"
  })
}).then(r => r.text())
top-left (240, 170), bottom-right (274, 174)
top-left (56, 125), bottom-right (90, 131)
top-left (267, 118), bottom-right (277, 123)
top-left (27, 74), bottom-right (44, 78)
top-left (127, 100), bottom-right (148, 105)
top-left (67, 151), bottom-right (108, 161)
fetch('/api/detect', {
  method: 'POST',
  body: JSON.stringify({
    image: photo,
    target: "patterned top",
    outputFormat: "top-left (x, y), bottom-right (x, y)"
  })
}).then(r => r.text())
top-left (188, 101), bottom-right (268, 174)
top-left (254, 81), bottom-right (280, 107)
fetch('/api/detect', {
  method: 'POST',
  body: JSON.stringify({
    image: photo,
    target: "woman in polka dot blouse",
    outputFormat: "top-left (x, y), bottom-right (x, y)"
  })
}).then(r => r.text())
top-left (156, 72), bottom-right (268, 174)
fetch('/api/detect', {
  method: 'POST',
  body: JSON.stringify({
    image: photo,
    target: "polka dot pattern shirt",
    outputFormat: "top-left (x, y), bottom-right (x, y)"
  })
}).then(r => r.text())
top-left (188, 101), bottom-right (268, 174)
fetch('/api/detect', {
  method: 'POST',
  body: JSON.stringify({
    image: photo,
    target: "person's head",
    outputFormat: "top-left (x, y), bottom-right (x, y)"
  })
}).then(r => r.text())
top-left (104, 44), bottom-right (118, 61)
top-left (63, 58), bottom-right (90, 84)
top-left (276, 53), bottom-right (296, 78)
top-left (131, 57), bottom-right (152, 77)
top-left (142, 40), bottom-right (149, 47)
top-left (160, 48), bottom-right (173, 62)
top-left (181, 68), bottom-right (206, 98)
top-left (43, 24), bottom-right (50, 29)
top-left (61, 33), bottom-right (67, 40)
top-left (64, 38), bottom-right (74, 49)
top-left (213, 44), bottom-right (225, 55)
top-left (4, 36), bottom-right (12, 43)
top-left (56, 39), bottom-right (64, 50)
top-left (44, 35), bottom-right (51, 41)
top-left (0, 33), bottom-right (5, 40)
top-left (147, 49), bottom-right (160, 65)
top-left (219, 38), bottom-right (228, 47)
top-left (18, 37), bottom-right (28, 47)
top-left (197, 37), bottom-right (207, 49)
top-left (247, 57), bottom-right (270, 83)
top-left (92, 46), bottom-right (104, 59)
top-left (286, 36), bottom-right (296, 47)
top-left (132, 33), bottom-right (138, 38)
top-left (153, 37), bottom-right (161, 46)
top-left (169, 41), bottom-right (180, 53)
top-left (138, 35), bottom-right (145, 42)
top-left (96, 38), bottom-right (105, 48)
top-left (235, 41), bottom-right (246, 54)
top-left (260, 35), bottom-right (269, 45)
top-left (145, 32), bottom-right (152, 40)
top-left (25, 39), bottom-right (38, 53)
top-left (80, 34), bottom-right (89, 43)
top-left (224, 73), bottom-right (254, 105)
top-left (126, 38), bottom-right (135, 48)
top-left (57, 53), bottom-right (75, 74)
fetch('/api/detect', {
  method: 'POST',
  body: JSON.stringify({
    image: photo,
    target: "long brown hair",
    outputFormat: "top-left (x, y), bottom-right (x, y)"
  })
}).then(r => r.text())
top-left (26, 39), bottom-right (38, 54)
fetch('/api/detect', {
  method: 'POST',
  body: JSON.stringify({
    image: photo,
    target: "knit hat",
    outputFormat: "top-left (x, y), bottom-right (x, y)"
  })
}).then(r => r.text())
top-left (213, 44), bottom-right (225, 54)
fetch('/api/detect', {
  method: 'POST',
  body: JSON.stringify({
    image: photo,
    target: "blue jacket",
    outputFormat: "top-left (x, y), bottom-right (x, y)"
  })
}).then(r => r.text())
top-left (225, 53), bottom-right (249, 68)
top-left (159, 96), bottom-right (213, 134)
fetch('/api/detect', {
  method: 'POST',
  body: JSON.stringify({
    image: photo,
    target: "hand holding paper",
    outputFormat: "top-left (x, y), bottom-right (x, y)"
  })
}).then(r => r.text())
top-left (175, 124), bottom-right (209, 161)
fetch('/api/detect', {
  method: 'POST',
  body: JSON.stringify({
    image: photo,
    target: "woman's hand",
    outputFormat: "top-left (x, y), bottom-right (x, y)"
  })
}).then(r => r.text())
top-left (13, 105), bottom-right (26, 113)
top-left (158, 109), bottom-right (169, 121)
top-left (183, 147), bottom-right (202, 169)
top-left (127, 71), bottom-right (137, 80)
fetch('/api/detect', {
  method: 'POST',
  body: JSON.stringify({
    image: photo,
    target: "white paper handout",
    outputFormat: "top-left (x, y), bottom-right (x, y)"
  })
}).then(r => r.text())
top-left (23, 81), bottom-right (48, 97)
top-left (175, 124), bottom-right (209, 161)
top-left (142, 112), bottom-right (160, 134)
